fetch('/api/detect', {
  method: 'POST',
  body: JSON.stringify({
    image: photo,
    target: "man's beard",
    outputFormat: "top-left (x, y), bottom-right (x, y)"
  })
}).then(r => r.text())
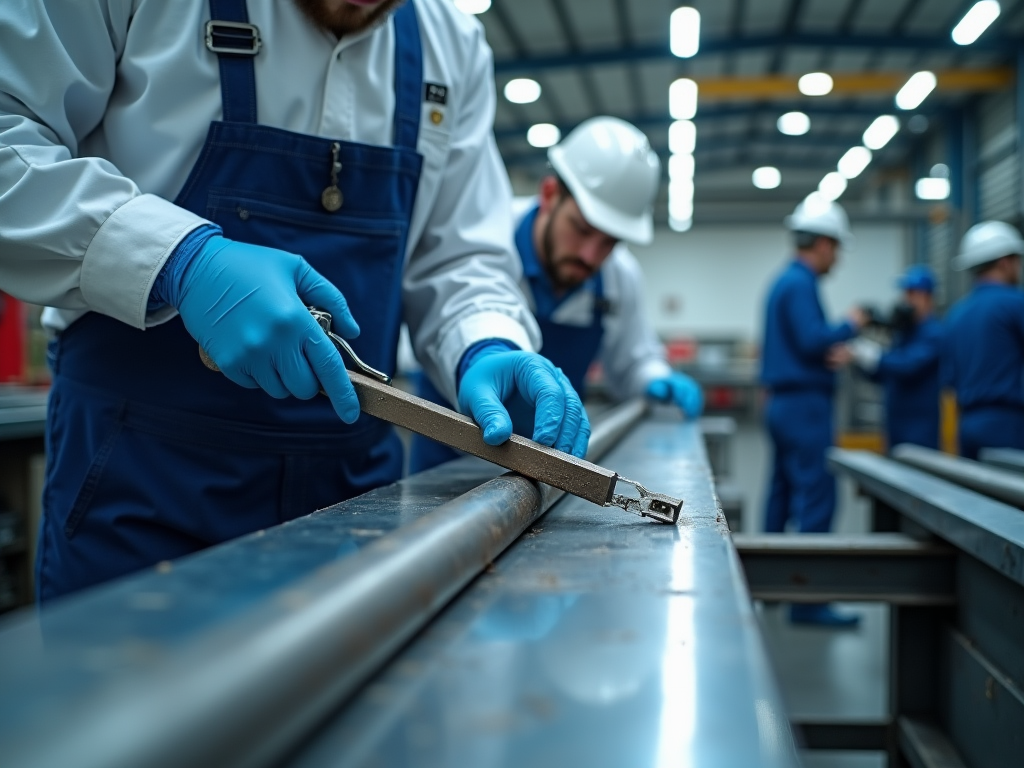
top-left (541, 203), bottom-right (596, 291)
top-left (292, 0), bottom-right (405, 37)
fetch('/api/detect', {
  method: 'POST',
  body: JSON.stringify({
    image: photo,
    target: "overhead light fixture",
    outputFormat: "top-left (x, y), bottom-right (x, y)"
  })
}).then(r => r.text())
top-left (798, 72), bottom-right (833, 96)
top-left (916, 177), bottom-right (951, 200)
top-left (669, 120), bottom-right (697, 154)
top-left (777, 111), bottom-right (811, 136)
top-left (752, 166), bottom-right (781, 189)
top-left (670, 7), bottom-right (701, 58)
top-left (862, 115), bottom-right (900, 150)
top-left (668, 153), bottom-right (695, 181)
top-left (504, 78), bottom-right (541, 104)
top-left (895, 71), bottom-right (937, 110)
top-left (837, 146), bottom-right (873, 179)
top-left (669, 216), bottom-right (693, 232)
top-left (952, 1), bottom-right (1001, 45)
top-left (818, 172), bottom-right (848, 201)
top-left (454, 0), bottom-right (492, 13)
top-left (526, 123), bottom-right (560, 148)
top-left (669, 78), bottom-right (699, 120)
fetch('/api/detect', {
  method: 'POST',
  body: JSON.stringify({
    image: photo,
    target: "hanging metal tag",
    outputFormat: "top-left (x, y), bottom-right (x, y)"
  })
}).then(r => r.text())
top-left (321, 186), bottom-right (343, 212)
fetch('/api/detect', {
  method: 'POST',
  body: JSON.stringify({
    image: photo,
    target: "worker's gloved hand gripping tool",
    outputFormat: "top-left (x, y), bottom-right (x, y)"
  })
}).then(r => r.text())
top-left (200, 307), bottom-right (683, 524)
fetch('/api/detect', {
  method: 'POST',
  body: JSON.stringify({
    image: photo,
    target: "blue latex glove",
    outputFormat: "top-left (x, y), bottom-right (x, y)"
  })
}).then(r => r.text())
top-left (646, 372), bottom-right (704, 419)
top-left (457, 350), bottom-right (590, 458)
top-left (166, 234), bottom-right (362, 423)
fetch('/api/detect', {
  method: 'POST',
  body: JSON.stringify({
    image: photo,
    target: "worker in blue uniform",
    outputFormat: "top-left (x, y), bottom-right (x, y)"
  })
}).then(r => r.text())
top-left (942, 221), bottom-right (1024, 460)
top-left (761, 195), bottom-right (867, 627)
top-left (409, 117), bottom-right (704, 473)
top-left (849, 266), bottom-right (943, 450)
top-left (0, 0), bottom-right (590, 600)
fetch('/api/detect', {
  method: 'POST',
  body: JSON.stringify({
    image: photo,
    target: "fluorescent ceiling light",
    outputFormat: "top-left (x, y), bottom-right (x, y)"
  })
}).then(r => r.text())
top-left (952, 1), bottom-right (1001, 45)
top-left (916, 177), bottom-right (951, 200)
top-left (837, 146), bottom-right (872, 179)
top-left (668, 153), bottom-right (695, 181)
top-left (669, 78), bottom-right (699, 120)
top-left (818, 171), bottom-right (848, 201)
top-left (777, 111), bottom-right (810, 136)
top-left (454, 0), bottom-right (491, 13)
top-left (752, 166), bottom-right (781, 189)
top-left (862, 115), bottom-right (900, 150)
top-left (669, 178), bottom-right (695, 201)
top-left (798, 72), bottom-right (833, 96)
top-left (895, 71), bottom-right (937, 110)
top-left (669, 120), bottom-right (697, 154)
top-left (504, 78), bottom-right (541, 104)
top-left (668, 216), bottom-right (693, 233)
top-left (671, 7), bottom-right (701, 58)
top-left (526, 123), bottom-right (560, 148)
top-left (669, 197), bottom-right (694, 222)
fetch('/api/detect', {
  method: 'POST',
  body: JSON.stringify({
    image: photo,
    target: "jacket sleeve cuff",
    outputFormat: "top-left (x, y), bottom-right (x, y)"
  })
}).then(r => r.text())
top-left (79, 194), bottom-right (211, 329)
top-left (434, 311), bottom-right (537, 404)
top-left (631, 358), bottom-right (673, 398)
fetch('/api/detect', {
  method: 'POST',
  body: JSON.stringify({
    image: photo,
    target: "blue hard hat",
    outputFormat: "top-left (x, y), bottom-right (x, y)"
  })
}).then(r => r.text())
top-left (897, 265), bottom-right (936, 293)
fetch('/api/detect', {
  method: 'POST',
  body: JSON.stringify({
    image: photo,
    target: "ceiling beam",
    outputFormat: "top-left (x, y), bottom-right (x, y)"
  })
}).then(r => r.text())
top-left (548, 0), bottom-right (605, 115)
top-left (493, 33), bottom-right (1022, 75)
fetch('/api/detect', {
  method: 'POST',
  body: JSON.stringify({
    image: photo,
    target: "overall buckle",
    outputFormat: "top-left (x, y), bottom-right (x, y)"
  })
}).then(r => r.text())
top-left (205, 20), bottom-right (262, 56)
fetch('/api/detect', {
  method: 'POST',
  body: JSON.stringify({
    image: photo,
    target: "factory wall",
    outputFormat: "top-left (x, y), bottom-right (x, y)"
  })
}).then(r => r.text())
top-left (631, 223), bottom-right (910, 344)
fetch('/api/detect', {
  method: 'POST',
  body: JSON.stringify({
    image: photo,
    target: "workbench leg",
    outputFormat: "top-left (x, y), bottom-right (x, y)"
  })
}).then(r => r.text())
top-left (888, 605), bottom-right (948, 768)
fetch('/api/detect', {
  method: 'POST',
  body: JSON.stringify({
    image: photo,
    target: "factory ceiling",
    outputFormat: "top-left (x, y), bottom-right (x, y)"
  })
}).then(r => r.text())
top-left (477, 0), bottom-right (1024, 223)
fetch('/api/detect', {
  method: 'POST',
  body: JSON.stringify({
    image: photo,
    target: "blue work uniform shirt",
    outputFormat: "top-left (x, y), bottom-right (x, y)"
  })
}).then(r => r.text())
top-left (873, 316), bottom-right (943, 448)
top-left (760, 260), bottom-right (857, 392)
top-left (942, 282), bottom-right (1024, 411)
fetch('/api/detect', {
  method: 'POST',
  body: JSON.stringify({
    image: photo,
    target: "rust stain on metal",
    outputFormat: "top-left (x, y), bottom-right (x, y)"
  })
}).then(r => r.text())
top-left (350, 371), bottom-right (617, 506)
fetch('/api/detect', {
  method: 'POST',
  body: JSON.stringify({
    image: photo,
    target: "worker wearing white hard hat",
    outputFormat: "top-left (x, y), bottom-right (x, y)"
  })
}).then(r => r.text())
top-left (410, 117), bottom-right (704, 473)
top-left (942, 221), bottom-right (1024, 459)
top-left (760, 194), bottom-right (868, 627)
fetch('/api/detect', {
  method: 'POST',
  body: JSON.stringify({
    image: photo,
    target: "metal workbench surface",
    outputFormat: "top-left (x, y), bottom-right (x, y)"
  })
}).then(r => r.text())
top-left (287, 418), bottom-right (799, 768)
top-left (0, 386), bottom-right (48, 440)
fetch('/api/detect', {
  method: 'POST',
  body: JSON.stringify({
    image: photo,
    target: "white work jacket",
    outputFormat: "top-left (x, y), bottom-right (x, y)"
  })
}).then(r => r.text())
top-left (513, 198), bottom-right (671, 401)
top-left (0, 0), bottom-right (538, 404)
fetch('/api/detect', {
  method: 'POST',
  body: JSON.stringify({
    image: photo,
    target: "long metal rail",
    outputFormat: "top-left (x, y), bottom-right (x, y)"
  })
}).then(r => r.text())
top-left (979, 447), bottom-right (1024, 474)
top-left (0, 401), bottom-right (645, 768)
top-left (892, 443), bottom-right (1024, 509)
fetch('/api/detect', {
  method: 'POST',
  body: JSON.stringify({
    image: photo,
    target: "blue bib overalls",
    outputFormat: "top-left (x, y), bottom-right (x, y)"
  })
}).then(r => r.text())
top-left (37, 0), bottom-right (425, 600)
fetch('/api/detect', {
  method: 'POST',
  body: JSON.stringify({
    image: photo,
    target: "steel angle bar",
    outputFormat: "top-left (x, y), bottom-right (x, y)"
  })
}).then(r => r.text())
top-left (828, 449), bottom-right (1024, 588)
top-left (1, 399), bottom-right (646, 768)
top-left (893, 444), bottom-right (1024, 509)
top-left (732, 533), bottom-right (956, 605)
top-left (974, 448), bottom-right (1024, 479)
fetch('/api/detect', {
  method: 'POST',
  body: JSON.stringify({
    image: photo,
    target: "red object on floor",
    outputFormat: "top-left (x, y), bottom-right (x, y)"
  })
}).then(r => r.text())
top-left (0, 293), bottom-right (27, 383)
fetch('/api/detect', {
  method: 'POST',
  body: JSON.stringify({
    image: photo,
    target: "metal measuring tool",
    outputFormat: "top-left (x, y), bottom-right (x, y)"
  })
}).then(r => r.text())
top-left (199, 307), bottom-right (683, 524)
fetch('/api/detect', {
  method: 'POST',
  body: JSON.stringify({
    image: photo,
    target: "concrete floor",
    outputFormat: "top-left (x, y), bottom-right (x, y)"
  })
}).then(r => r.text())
top-left (725, 418), bottom-right (888, 768)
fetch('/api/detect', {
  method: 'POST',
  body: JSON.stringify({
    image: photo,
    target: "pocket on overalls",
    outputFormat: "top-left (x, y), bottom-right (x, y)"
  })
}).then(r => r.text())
top-left (205, 193), bottom-right (406, 372)
top-left (44, 381), bottom-right (125, 540)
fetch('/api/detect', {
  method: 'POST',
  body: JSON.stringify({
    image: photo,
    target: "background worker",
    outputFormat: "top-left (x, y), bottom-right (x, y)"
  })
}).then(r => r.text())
top-left (760, 195), bottom-right (867, 627)
top-left (0, 0), bottom-right (588, 600)
top-left (943, 222), bottom-right (1024, 459)
top-left (848, 265), bottom-right (943, 450)
top-left (410, 117), bottom-right (703, 473)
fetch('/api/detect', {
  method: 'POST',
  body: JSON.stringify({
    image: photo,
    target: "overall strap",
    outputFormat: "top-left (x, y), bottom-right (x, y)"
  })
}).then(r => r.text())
top-left (207, 0), bottom-right (259, 124)
top-left (391, 1), bottom-right (423, 149)
top-left (591, 270), bottom-right (608, 324)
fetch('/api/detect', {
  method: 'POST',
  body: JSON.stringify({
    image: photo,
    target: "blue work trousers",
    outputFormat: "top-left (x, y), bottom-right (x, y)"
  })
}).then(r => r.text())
top-left (959, 406), bottom-right (1024, 460)
top-left (764, 390), bottom-right (837, 533)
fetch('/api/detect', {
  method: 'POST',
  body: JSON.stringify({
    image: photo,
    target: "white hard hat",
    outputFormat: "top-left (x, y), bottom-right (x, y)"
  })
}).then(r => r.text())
top-left (548, 117), bottom-right (660, 245)
top-left (785, 193), bottom-right (853, 247)
top-left (953, 221), bottom-right (1024, 271)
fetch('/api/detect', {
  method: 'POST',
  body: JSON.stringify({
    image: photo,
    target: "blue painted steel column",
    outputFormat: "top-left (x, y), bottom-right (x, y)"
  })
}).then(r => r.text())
top-left (1018, 49), bottom-right (1024, 220)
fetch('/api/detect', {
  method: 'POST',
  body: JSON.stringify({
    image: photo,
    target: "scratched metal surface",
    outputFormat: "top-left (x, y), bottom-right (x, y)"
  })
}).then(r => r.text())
top-left (286, 418), bottom-right (800, 768)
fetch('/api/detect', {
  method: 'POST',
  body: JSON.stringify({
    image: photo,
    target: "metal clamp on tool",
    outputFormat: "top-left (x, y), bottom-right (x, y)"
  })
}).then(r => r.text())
top-left (199, 306), bottom-right (683, 524)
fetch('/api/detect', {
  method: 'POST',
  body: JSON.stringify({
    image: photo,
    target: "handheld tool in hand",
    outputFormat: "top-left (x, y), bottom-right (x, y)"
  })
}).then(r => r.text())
top-left (199, 307), bottom-right (683, 524)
